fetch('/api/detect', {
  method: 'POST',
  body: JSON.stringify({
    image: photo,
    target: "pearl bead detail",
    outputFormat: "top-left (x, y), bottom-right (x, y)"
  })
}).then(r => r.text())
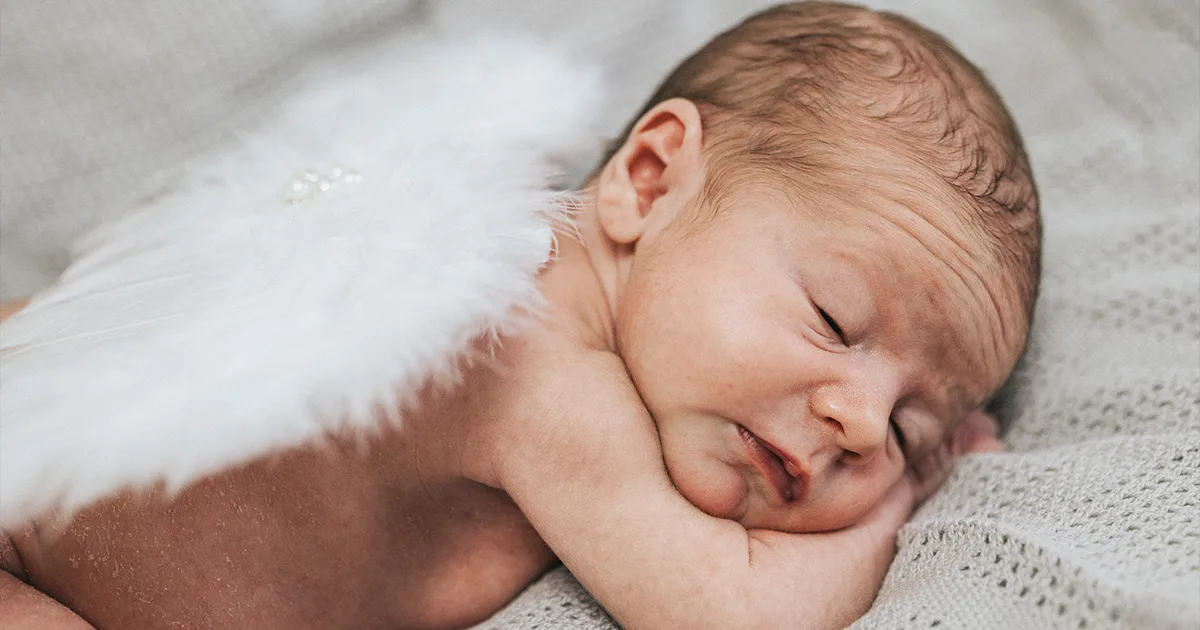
top-left (285, 166), bottom-right (363, 205)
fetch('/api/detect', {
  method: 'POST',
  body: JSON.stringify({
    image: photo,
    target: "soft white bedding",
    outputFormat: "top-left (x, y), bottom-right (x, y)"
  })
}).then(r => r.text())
top-left (2, 1), bottom-right (1196, 628)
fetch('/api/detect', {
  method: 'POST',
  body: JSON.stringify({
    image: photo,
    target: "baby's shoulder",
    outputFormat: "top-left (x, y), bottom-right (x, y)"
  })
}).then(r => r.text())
top-left (499, 325), bottom-right (630, 404)
top-left (493, 329), bottom-right (654, 446)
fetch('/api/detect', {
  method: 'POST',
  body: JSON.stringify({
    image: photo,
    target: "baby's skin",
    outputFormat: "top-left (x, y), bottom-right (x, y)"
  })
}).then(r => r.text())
top-left (0, 98), bottom-right (1023, 629)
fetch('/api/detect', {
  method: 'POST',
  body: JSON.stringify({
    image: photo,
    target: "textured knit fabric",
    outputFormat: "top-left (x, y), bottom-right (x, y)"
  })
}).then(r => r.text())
top-left (1, 1), bottom-right (1196, 629)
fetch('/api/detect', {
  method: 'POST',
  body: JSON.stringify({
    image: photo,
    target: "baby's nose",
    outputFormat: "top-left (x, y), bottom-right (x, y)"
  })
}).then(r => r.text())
top-left (809, 385), bottom-right (891, 462)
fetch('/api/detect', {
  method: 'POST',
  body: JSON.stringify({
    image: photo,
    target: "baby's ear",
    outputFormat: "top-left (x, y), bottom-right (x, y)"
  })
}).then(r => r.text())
top-left (595, 98), bottom-right (705, 245)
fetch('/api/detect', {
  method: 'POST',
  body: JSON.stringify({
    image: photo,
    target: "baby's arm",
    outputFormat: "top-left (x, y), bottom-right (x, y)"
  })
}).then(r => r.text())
top-left (0, 570), bottom-right (96, 630)
top-left (497, 346), bottom-right (994, 630)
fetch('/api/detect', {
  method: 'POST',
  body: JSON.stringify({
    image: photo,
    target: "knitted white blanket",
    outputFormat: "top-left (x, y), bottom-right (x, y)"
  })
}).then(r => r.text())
top-left (1, 1), bottom-right (1196, 628)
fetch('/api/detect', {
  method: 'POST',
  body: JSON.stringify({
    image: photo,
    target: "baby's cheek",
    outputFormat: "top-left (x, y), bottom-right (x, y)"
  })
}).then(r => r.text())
top-left (661, 441), bottom-right (747, 521)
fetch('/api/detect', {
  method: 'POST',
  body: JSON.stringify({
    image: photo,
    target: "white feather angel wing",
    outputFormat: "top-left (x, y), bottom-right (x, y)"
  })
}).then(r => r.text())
top-left (0, 34), bottom-right (601, 528)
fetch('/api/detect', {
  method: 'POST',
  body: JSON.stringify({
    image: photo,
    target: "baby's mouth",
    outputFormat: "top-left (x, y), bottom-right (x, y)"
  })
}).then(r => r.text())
top-left (737, 425), bottom-right (802, 504)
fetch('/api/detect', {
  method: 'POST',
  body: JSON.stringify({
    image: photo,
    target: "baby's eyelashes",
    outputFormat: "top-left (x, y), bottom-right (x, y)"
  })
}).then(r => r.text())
top-left (816, 306), bottom-right (846, 344)
top-left (889, 418), bottom-right (908, 457)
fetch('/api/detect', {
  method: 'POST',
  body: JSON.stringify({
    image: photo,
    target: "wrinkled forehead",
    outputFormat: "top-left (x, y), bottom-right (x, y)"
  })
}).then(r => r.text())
top-left (797, 175), bottom-right (1028, 404)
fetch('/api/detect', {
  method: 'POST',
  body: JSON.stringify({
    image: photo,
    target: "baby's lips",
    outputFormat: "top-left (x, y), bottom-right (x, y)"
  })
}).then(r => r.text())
top-left (783, 460), bottom-right (802, 478)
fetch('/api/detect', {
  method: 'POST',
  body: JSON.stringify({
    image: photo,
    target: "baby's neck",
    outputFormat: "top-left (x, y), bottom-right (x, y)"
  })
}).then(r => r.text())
top-left (539, 203), bottom-right (623, 355)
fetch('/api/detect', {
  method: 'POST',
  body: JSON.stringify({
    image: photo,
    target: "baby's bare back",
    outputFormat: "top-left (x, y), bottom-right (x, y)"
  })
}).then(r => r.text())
top-left (2, 333), bottom-right (556, 629)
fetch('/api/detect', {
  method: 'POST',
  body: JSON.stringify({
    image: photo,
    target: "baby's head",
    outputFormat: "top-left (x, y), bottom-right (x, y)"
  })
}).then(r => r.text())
top-left (581, 1), bottom-right (1041, 533)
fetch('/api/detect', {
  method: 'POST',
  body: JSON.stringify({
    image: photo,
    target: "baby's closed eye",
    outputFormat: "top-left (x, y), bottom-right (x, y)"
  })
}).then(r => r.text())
top-left (816, 306), bottom-right (845, 343)
top-left (889, 416), bottom-right (908, 455)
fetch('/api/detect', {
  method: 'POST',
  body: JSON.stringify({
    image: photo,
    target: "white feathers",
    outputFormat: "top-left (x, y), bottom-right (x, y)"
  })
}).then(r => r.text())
top-left (0, 34), bottom-right (602, 528)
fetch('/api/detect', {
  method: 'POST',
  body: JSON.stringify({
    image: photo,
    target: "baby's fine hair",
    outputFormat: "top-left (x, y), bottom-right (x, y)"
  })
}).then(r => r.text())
top-left (607, 1), bottom-right (1042, 317)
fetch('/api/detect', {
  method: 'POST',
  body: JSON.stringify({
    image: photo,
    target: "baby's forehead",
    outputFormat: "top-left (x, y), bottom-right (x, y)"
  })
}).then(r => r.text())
top-left (761, 157), bottom-right (997, 256)
top-left (771, 179), bottom-right (1029, 396)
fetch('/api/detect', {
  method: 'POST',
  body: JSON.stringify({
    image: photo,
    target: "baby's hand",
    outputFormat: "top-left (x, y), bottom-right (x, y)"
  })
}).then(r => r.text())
top-left (740, 411), bottom-right (1003, 626)
top-left (905, 410), bottom-right (1003, 505)
top-left (825, 411), bottom-right (1004, 566)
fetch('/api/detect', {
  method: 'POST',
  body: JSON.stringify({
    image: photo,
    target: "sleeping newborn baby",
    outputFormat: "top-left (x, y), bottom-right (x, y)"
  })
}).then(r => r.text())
top-left (0, 2), bottom-right (1041, 629)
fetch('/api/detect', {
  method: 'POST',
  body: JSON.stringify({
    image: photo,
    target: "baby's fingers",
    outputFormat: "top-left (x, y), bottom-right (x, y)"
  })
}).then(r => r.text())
top-left (956, 410), bottom-right (1005, 455)
top-left (907, 410), bottom-right (1003, 504)
top-left (841, 413), bottom-right (1003, 560)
